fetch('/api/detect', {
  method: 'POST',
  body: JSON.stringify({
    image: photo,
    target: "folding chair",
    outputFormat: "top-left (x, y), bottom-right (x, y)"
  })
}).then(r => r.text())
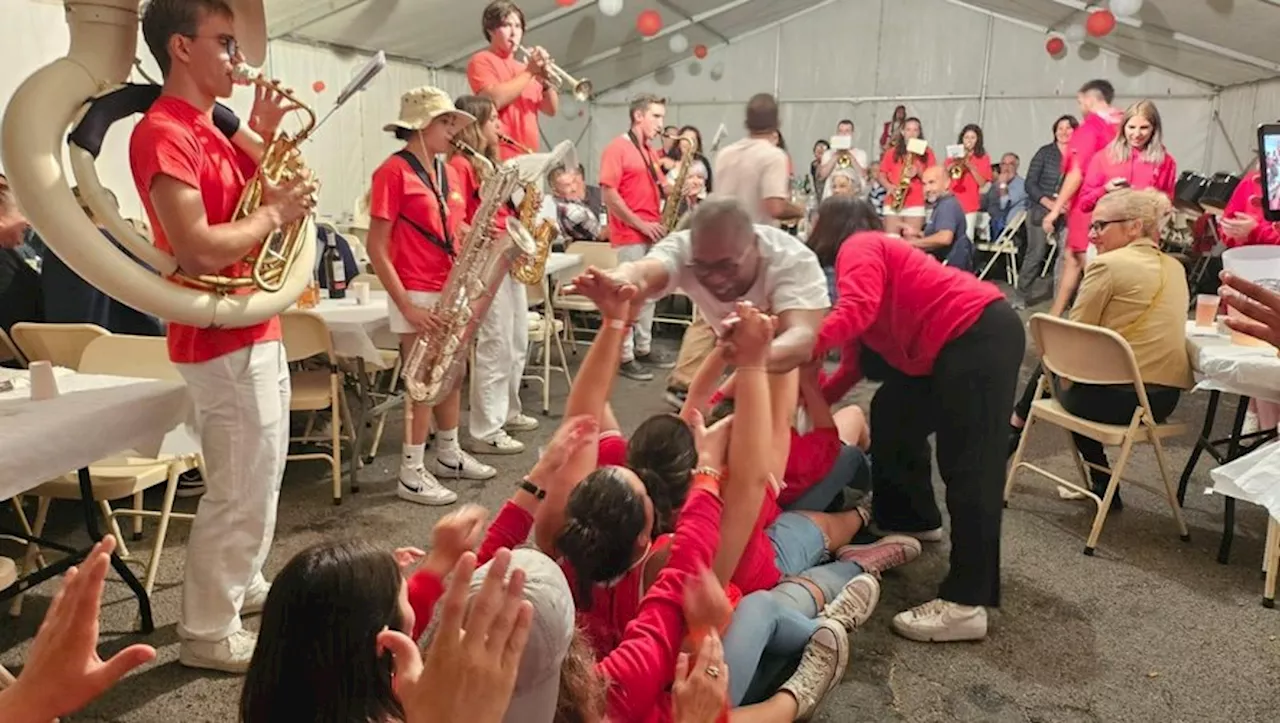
top-left (1042, 229), bottom-right (1059, 278)
top-left (554, 241), bottom-right (618, 350)
top-left (348, 273), bottom-right (401, 462)
top-left (977, 210), bottom-right (1026, 285)
top-left (281, 310), bottom-right (356, 505)
top-left (523, 275), bottom-right (572, 415)
top-left (9, 322), bottom-right (109, 370)
top-left (1265, 516), bottom-right (1279, 608)
top-left (1005, 314), bottom-right (1190, 555)
top-left (0, 327), bottom-right (26, 367)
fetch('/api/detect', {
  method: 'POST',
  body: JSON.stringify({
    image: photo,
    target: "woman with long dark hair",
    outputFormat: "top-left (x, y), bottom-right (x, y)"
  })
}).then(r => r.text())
top-left (807, 195), bottom-right (884, 303)
top-left (878, 117), bottom-right (936, 237)
top-left (948, 123), bottom-right (993, 240)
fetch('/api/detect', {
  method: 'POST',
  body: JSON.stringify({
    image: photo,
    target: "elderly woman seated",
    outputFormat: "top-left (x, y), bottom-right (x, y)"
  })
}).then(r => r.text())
top-left (827, 167), bottom-right (863, 198)
top-left (1009, 188), bottom-right (1192, 508)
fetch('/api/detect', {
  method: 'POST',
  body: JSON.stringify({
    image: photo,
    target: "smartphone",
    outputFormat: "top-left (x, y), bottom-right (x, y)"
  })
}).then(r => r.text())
top-left (1258, 123), bottom-right (1280, 222)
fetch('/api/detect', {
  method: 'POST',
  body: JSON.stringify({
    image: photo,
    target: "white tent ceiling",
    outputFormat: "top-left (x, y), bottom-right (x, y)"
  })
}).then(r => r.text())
top-left (268, 0), bottom-right (1280, 93)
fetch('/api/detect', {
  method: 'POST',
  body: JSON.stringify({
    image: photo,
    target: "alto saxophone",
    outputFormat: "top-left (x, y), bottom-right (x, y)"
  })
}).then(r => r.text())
top-left (510, 181), bottom-right (558, 285)
top-left (662, 141), bottom-right (694, 233)
top-left (888, 151), bottom-right (919, 213)
top-left (400, 141), bottom-right (534, 404)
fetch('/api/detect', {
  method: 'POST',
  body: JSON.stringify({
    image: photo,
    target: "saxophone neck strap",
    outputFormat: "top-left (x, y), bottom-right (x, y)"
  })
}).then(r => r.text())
top-left (628, 130), bottom-right (663, 197)
top-left (394, 150), bottom-right (455, 258)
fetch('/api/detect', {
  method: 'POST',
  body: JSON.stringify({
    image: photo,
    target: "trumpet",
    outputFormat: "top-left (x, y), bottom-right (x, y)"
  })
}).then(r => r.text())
top-left (948, 151), bottom-right (971, 180)
top-left (516, 45), bottom-right (592, 102)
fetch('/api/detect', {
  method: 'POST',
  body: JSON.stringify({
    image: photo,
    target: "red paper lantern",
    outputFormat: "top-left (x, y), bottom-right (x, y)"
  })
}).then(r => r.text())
top-left (556, 0), bottom-right (576, 6)
top-left (1086, 9), bottom-right (1116, 37)
top-left (637, 9), bottom-right (662, 37)
top-left (1045, 36), bottom-right (1065, 56)
top-left (693, 44), bottom-right (708, 59)
top-left (312, 80), bottom-right (326, 93)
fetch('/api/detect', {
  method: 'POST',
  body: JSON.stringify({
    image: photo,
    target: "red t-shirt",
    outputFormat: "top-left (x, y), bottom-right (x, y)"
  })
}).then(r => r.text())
top-left (816, 232), bottom-right (1004, 397)
top-left (881, 147), bottom-right (938, 209)
top-left (467, 49), bottom-right (543, 160)
top-left (598, 429), bottom-right (630, 467)
top-left (1077, 149), bottom-right (1177, 214)
top-left (1222, 169), bottom-right (1280, 248)
top-left (1064, 110), bottom-right (1123, 251)
top-left (129, 96), bottom-right (282, 364)
top-left (599, 134), bottom-right (664, 247)
top-left (368, 153), bottom-right (466, 293)
top-left (730, 487), bottom-right (785, 594)
top-left (779, 428), bottom-right (843, 507)
top-left (949, 153), bottom-right (993, 213)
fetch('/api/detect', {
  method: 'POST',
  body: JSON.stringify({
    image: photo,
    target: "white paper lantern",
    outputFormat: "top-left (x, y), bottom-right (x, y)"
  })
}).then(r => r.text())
top-left (1109, 0), bottom-right (1143, 18)
top-left (709, 63), bottom-right (725, 81)
top-left (1064, 22), bottom-right (1086, 43)
top-left (599, 0), bottom-right (624, 18)
top-left (668, 33), bottom-right (689, 54)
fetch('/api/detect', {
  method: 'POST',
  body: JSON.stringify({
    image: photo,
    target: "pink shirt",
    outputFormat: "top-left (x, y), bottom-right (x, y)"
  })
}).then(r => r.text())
top-left (815, 232), bottom-right (1004, 398)
top-left (1078, 148), bottom-right (1177, 214)
top-left (1064, 109), bottom-right (1123, 251)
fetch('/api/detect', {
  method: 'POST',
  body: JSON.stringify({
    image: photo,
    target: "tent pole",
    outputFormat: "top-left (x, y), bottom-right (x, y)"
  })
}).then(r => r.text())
top-left (1204, 93), bottom-right (1220, 172)
top-left (977, 14), bottom-right (994, 126)
top-left (773, 28), bottom-right (782, 97)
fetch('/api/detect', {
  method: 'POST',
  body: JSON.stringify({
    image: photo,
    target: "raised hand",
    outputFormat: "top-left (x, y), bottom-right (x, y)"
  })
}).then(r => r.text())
top-left (534, 414), bottom-right (600, 479)
top-left (2, 536), bottom-right (156, 721)
top-left (378, 549), bottom-right (533, 723)
top-left (565, 266), bottom-right (637, 321)
top-left (672, 632), bottom-right (730, 723)
top-left (718, 301), bottom-right (776, 367)
top-left (1220, 270), bottom-right (1280, 348)
top-left (428, 504), bottom-right (489, 571)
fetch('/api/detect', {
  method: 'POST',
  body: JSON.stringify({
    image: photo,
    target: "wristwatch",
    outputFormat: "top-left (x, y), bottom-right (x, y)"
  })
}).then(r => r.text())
top-left (518, 477), bottom-right (546, 500)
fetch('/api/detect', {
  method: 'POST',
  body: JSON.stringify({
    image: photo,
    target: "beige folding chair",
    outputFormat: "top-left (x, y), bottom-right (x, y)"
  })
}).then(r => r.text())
top-left (9, 334), bottom-right (199, 613)
top-left (1005, 314), bottom-right (1190, 556)
top-left (9, 322), bottom-right (109, 370)
top-left (0, 327), bottom-right (26, 367)
top-left (977, 210), bottom-right (1026, 285)
top-left (1264, 516), bottom-right (1279, 609)
top-left (523, 276), bottom-right (572, 415)
top-left (555, 241), bottom-right (618, 348)
top-left (350, 273), bottom-right (401, 461)
top-left (281, 310), bottom-right (354, 505)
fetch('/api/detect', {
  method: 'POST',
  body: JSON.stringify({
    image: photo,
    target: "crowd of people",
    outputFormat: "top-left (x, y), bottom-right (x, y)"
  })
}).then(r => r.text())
top-left (7, 0), bottom-right (1280, 721)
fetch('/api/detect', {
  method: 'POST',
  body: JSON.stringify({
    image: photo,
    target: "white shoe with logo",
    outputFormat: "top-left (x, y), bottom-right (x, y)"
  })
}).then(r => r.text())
top-left (466, 431), bottom-right (525, 455)
top-left (504, 414), bottom-right (540, 432)
top-left (398, 465), bottom-right (458, 506)
top-left (891, 598), bottom-right (988, 642)
top-left (179, 628), bottom-right (258, 674)
top-left (431, 451), bottom-right (497, 481)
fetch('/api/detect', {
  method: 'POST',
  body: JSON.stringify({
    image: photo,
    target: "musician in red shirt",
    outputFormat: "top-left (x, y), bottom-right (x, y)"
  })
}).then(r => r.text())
top-left (129, 0), bottom-right (313, 673)
top-left (948, 123), bottom-right (994, 240)
top-left (599, 93), bottom-right (673, 381)
top-left (1042, 79), bottom-right (1123, 317)
top-left (466, 1), bottom-right (558, 160)
top-left (878, 117), bottom-right (937, 237)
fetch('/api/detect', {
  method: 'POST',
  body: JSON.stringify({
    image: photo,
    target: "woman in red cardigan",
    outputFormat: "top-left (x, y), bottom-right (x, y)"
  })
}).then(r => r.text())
top-left (1077, 100), bottom-right (1176, 216)
top-left (1220, 165), bottom-right (1280, 248)
top-left (779, 198), bottom-right (1023, 645)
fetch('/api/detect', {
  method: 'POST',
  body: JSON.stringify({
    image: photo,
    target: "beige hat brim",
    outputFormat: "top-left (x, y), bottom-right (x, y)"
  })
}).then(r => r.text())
top-left (383, 108), bottom-right (476, 134)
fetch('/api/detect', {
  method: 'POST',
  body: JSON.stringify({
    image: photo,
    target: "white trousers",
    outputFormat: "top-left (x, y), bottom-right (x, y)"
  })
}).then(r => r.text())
top-left (469, 275), bottom-right (529, 440)
top-left (616, 243), bottom-right (655, 362)
top-left (965, 212), bottom-right (979, 241)
top-left (176, 341), bottom-right (290, 641)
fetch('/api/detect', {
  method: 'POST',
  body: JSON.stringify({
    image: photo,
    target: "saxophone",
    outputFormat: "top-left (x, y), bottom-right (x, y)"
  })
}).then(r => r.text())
top-left (662, 141), bottom-right (694, 233)
top-left (510, 181), bottom-right (558, 285)
top-left (888, 152), bottom-right (917, 212)
top-left (401, 143), bottom-right (533, 404)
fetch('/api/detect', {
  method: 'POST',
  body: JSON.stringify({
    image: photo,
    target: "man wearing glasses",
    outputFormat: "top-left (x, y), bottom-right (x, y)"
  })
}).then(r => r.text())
top-left (130, 0), bottom-right (314, 674)
top-left (574, 196), bottom-right (829, 373)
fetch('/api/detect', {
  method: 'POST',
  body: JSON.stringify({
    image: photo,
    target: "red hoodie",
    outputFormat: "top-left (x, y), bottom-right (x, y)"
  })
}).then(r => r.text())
top-left (815, 232), bottom-right (1004, 402)
top-left (1063, 108), bottom-right (1123, 252)
top-left (1077, 147), bottom-right (1177, 214)
top-left (1221, 169), bottom-right (1280, 248)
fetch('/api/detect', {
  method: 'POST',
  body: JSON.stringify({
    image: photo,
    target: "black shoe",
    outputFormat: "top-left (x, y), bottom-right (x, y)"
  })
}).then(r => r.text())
top-left (1007, 425), bottom-right (1024, 459)
top-left (177, 469), bottom-right (205, 498)
top-left (619, 360), bottom-right (654, 381)
top-left (636, 349), bottom-right (676, 369)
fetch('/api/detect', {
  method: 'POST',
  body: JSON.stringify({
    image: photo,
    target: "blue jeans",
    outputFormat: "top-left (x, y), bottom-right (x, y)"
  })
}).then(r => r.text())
top-left (722, 592), bottom-right (818, 705)
top-left (785, 445), bottom-right (871, 513)
top-left (824, 265), bottom-right (838, 303)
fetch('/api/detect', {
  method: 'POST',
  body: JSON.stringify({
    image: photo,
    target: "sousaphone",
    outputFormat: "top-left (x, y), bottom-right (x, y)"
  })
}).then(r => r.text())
top-left (0, 0), bottom-right (313, 328)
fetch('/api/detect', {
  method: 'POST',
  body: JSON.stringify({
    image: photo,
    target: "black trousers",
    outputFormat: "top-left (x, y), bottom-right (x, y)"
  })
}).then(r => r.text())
top-left (1059, 384), bottom-right (1181, 491)
top-left (868, 302), bottom-right (1025, 607)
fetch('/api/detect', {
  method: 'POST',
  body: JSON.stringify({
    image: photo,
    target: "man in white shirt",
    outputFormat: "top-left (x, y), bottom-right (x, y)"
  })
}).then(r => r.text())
top-left (575, 196), bottom-right (829, 374)
top-left (816, 119), bottom-right (869, 198)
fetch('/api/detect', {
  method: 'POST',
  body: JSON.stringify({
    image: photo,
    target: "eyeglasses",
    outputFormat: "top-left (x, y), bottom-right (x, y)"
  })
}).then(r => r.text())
top-left (185, 33), bottom-right (238, 59)
top-left (687, 244), bottom-right (755, 277)
top-left (1089, 218), bottom-right (1134, 235)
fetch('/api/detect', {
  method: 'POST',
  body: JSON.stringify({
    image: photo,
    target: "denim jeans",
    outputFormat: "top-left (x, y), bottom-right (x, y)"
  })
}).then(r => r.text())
top-left (785, 445), bottom-right (872, 513)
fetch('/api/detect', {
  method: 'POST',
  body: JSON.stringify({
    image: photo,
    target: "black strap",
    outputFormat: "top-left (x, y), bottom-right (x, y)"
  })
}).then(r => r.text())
top-left (394, 150), bottom-right (454, 257)
top-left (628, 131), bottom-right (663, 198)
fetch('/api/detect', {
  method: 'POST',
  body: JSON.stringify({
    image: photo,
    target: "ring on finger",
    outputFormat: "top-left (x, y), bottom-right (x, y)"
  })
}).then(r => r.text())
top-left (705, 665), bottom-right (721, 679)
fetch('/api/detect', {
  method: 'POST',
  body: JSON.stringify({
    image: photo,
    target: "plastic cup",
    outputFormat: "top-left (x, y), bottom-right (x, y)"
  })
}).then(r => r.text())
top-left (1222, 246), bottom-right (1280, 284)
top-left (1227, 306), bottom-right (1268, 347)
top-left (352, 281), bottom-right (371, 306)
top-left (1195, 294), bottom-right (1219, 327)
top-left (28, 360), bottom-right (59, 401)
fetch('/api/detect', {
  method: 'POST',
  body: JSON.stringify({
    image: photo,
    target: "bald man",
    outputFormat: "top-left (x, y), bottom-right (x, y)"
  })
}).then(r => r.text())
top-left (903, 166), bottom-right (974, 271)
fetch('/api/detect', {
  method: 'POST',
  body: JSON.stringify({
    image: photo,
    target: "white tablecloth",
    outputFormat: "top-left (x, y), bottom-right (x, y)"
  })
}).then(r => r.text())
top-left (0, 370), bottom-right (193, 500)
top-left (545, 252), bottom-right (583, 278)
top-left (1185, 321), bottom-right (1280, 404)
top-left (309, 292), bottom-right (394, 367)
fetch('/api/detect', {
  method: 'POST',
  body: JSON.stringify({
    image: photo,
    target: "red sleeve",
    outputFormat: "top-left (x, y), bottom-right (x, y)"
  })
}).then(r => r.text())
top-left (1077, 153), bottom-right (1109, 214)
top-left (477, 501), bottom-right (535, 565)
top-left (1219, 170), bottom-right (1280, 247)
top-left (975, 154), bottom-right (993, 184)
top-left (407, 569), bottom-right (445, 640)
top-left (598, 431), bottom-right (629, 468)
top-left (815, 237), bottom-right (888, 356)
top-left (598, 487), bottom-right (723, 723)
top-left (820, 343), bottom-right (863, 405)
top-left (131, 121), bottom-right (202, 192)
top-left (1157, 155), bottom-right (1178, 199)
top-left (1066, 122), bottom-right (1096, 175)
top-left (369, 162), bottom-right (402, 222)
top-left (599, 141), bottom-right (624, 190)
top-left (467, 52), bottom-right (501, 93)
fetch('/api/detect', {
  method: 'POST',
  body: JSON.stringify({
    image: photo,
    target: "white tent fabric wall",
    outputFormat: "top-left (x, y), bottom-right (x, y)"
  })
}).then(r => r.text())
top-left (589, 0), bottom-right (1217, 186)
top-left (1212, 79), bottom-right (1280, 174)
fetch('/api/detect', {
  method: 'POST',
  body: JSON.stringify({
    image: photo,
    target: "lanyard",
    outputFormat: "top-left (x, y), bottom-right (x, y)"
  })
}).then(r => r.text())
top-left (394, 150), bottom-right (454, 253)
top-left (628, 130), bottom-right (662, 198)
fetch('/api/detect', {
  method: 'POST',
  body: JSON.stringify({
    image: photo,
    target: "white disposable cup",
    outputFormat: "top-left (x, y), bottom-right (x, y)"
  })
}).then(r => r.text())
top-left (352, 281), bottom-right (371, 305)
top-left (28, 360), bottom-right (59, 401)
top-left (1222, 246), bottom-right (1280, 284)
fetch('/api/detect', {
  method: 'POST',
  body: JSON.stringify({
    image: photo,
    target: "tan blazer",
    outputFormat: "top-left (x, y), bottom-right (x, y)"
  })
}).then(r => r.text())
top-left (1070, 238), bottom-right (1193, 390)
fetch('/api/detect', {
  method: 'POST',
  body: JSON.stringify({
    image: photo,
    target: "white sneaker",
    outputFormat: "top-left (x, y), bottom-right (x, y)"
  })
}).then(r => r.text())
top-left (891, 598), bottom-right (988, 643)
top-left (869, 523), bottom-right (945, 543)
top-left (431, 451), bottom-right (496, 480)
top-left (179, 629), bottom-right (257, 674)
top-left (821, 573), bottom-right (881, 632)
top-left (398, 466), bottom-right (458, 506)
top-left (504, 414), bottom-right (540, 432)
top-left (779, 619), bottom-right (848, 721)
top-left (466, 431), bottom-right (525, 455)
top-left (241, 575), bottom-right (271, 616)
